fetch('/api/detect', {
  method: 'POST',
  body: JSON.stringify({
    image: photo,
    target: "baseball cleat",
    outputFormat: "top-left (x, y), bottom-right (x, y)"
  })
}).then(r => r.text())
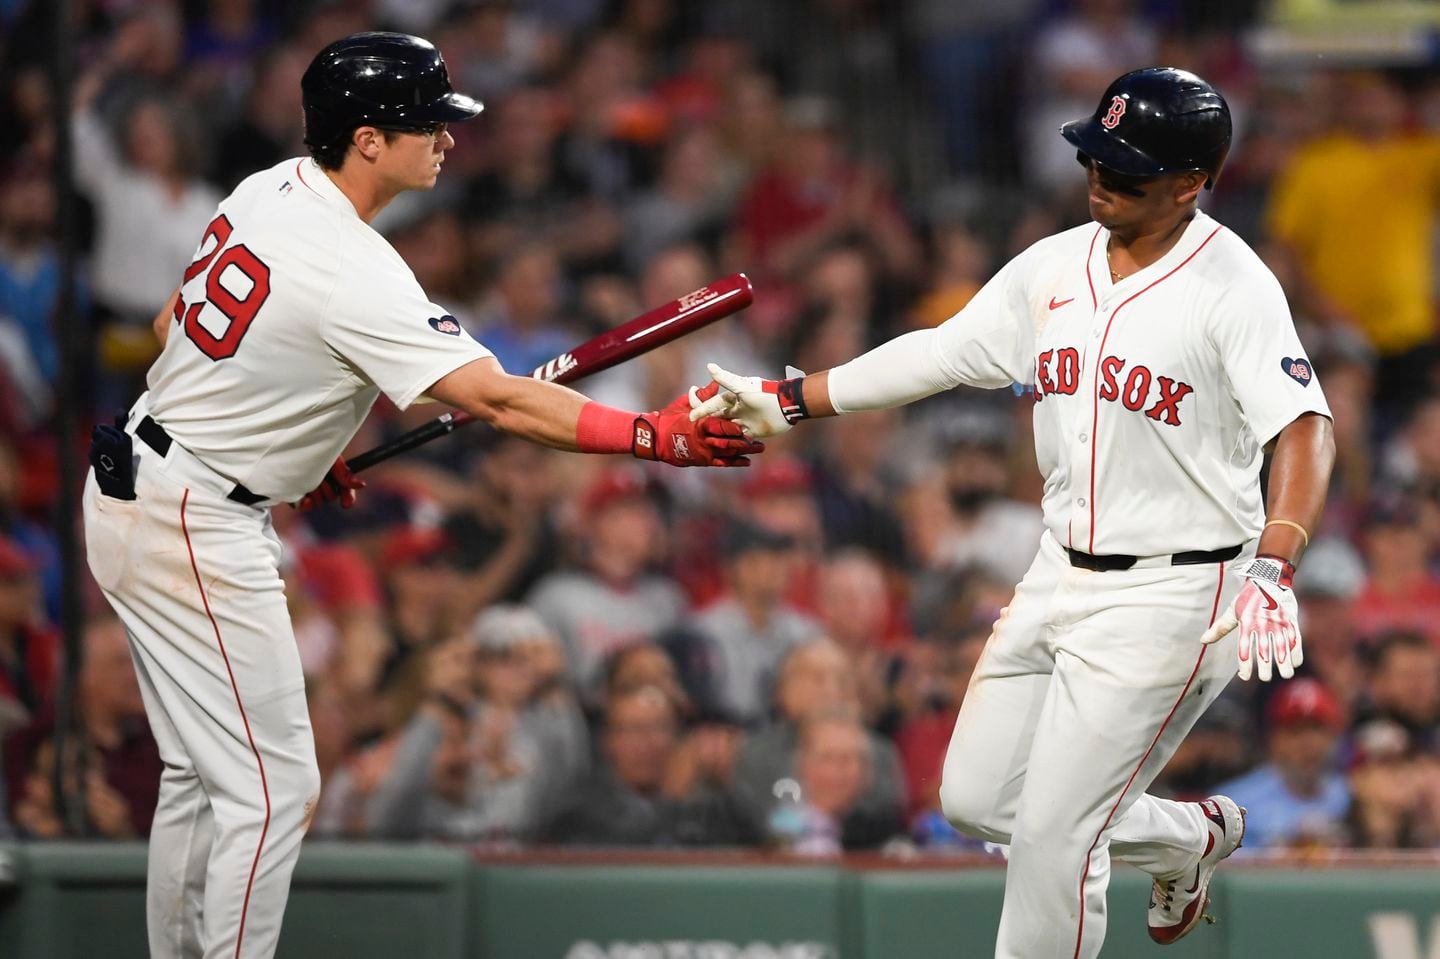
top-left (1147, 795), bottom-right (1246, 944)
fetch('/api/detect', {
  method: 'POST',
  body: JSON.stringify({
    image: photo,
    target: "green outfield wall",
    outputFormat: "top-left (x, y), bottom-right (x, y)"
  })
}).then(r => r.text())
top-left (0, 843), bottom-right (1436, 958)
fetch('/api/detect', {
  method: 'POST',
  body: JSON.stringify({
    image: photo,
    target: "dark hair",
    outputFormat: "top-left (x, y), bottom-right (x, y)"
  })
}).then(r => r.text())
top-left (1364, 630), bottom-right (1433, 673)
top-left (308, 128), bottom-right (401, 172)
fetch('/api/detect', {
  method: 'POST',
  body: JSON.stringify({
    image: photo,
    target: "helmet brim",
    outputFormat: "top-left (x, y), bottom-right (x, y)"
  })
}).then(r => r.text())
top-left (411, 91), bottom-right (485, 123)
top-left (1060, 118), bottom-right (1161, 178)
top-left (375, 92), bottom-right (484, 129)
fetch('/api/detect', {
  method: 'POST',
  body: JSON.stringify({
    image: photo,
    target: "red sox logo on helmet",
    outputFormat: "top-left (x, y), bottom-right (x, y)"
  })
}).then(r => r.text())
top-left (1102, 96), bottom-right (1127, 130)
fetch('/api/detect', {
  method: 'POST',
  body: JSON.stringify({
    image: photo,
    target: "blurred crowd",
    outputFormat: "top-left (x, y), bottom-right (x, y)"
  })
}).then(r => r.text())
top-left (1, 0), bottom-right (1439, 856)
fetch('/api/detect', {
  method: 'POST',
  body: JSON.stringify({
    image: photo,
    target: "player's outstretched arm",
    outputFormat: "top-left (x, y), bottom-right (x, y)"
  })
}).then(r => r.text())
top-left (1201, 412), bottom-right (1336, 680)
top-left (691, 326), bottom-right (974, 438)
top-left (426, 357), bottom-right (763, 467)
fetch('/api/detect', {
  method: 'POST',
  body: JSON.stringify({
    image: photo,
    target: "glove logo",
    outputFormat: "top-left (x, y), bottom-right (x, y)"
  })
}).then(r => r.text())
top-left (428, 315), bottom-right (462, 335)
top-left (1280, 356), bottom-right (1312, 386)
top-left (671, 434), bottom-right (691, 460)
top-left (1256, 585), bottom-right (1278, 612)
top-left (1101, 95), bottom-right (1127, 129)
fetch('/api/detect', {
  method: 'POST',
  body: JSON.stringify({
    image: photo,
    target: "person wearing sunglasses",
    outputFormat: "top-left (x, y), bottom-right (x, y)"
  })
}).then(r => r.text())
top-left (694, 66), bottom-right (1335, 957)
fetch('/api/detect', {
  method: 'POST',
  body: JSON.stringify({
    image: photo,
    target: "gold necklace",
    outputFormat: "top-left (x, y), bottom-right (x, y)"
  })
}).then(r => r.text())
top-left (1106, 245), bottom-right (1125, 282)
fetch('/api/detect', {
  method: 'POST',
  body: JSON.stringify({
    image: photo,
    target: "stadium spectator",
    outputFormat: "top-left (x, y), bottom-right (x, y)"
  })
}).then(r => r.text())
top-left (542, 683), bottom-right (757, 845)
top-left (1355, 632), bottom-right (1440, 752)
top-left (8, 617), bottom-right (160, 838)
top-left (815, 549), bottom-right (903, 726)
top-left (682, 520), bottom-right (820, 726)
top-left (71, 30), bottom-right (220, 330)
top-left (1216, 678), bottom-right (1351, 850)
top-left (604, 643), bottom-right (694, 721)
top-left (0, 165), bottom-right (70, 415)
top-left (1346, 718), bottom-right (1440, 849)
top-left (621, 123), bottom-right (731, 273)
top-left (735, 456), bottom-right (826, 592)
top-left (1267, 71), bottom-right (1440, 418)
top-left (442, 433), bottom-right (564, 622)
top-left (0, 440), bottom-right (60, 623)
top-left (528, 466), bottom-right (686, 696)
top-left (1151, 695), bottom-right (1253, 804)
top-left (734, 640), bottom-right (906, 849)
top-left (462, 85), bottom-right (619, 268)
top-left (768, 713), bottom-right (883, 855)
top-left (733, 95), bottom-right (920, 281)
top-left (933, 408), bottom-right (1044, 587)
top-left (470, 240), bottom-right (581, 376)
top-left (1349, 498), bottom-right (1440, 647)
top-left (1024, 0), bottom-right (1159, 193)
top-left (1292, 538), bottom-right (1368, 713)
top-left (896, 632), bottom-right (991, 847)
top-left (371, 527), bottom-right (467, 734)
top-left (365, 605), bottom-right (586, 841)
top-left (0, 538), bottom-right (54, 722)
top-left (808, 408), bottom-right (908, 563)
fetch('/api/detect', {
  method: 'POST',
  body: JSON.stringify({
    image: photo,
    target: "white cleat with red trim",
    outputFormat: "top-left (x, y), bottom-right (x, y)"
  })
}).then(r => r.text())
top-left (1147, 795), bottom-right (1246, 944)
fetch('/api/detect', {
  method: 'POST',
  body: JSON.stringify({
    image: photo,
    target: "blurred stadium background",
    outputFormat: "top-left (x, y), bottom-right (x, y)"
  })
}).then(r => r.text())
top-left (1, 0), bottom-right (1440, 956)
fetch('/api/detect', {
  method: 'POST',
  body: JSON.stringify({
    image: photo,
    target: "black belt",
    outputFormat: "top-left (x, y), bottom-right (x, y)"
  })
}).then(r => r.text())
top-left (1066, 544), bottom-right (1242, 572)
top-left (135, 416), bottom-right (266, 507)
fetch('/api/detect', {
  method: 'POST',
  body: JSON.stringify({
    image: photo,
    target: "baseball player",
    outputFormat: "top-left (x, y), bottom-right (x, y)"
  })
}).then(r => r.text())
top-left (81, 32), bottom-right (759, 959)
top-left (693, 68), bottom-right (1335, 957)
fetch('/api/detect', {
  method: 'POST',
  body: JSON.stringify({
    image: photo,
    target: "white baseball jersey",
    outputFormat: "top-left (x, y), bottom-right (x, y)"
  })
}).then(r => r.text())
top-left (887, 210), bottom-right (1330, 556)
top-left (145, 157), bottom-right (493, 502)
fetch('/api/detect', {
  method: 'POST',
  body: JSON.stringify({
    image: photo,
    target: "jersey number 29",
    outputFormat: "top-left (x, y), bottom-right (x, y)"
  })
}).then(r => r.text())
top-left (173, 214), bottom-right (272, 361)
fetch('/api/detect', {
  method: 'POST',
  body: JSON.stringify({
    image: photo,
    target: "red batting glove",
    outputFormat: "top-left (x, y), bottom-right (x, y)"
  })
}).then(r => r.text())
top-left (633, 390), bottom-right (765, 467)
top-left (296, 456), bottom-right (366, 511)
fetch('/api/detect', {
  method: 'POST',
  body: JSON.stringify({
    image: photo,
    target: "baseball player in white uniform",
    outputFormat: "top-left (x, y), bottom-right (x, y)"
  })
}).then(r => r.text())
top-left (694, 68), bottom-right (1335, 957)
top-left (81, 33), bottom-right (759, 959)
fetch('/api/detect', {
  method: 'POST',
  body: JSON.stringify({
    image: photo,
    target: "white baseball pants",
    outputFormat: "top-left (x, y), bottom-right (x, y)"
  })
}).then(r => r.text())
top-left (83, 418), bottom-right (318, 959)
top-left (940, 530), bottom-right (1246, 959)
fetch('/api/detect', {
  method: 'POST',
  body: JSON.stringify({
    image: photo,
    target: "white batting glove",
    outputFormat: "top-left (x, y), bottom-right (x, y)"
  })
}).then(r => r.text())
top-left (1200, 555), bottom-right (1302, 682)
top-left (688, 363), bottom-right (809, 439)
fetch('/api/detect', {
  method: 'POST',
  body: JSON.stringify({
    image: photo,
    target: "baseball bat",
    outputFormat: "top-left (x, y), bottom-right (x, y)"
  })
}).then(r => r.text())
top-left (347, 272), bottom-right (753, 473)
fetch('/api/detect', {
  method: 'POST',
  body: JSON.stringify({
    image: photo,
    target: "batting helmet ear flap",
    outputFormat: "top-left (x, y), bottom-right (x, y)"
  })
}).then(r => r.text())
top-left (1060, 67), bottom-right (1232, 189)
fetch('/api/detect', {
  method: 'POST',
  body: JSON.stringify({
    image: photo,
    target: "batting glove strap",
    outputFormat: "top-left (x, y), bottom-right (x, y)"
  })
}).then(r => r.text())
top-left (631, 412), bottom-right (662, 461)
top-left (1244, 555), bottom-right (1296, 590)
top-left (775, 377), bottom-right (810, 425)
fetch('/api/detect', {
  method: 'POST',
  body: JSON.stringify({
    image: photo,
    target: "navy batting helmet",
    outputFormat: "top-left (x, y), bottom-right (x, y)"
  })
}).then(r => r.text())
top-left (302, 32), bottom-right (482, 156)
top-left (1061, 67), bottom-right (1231, 189)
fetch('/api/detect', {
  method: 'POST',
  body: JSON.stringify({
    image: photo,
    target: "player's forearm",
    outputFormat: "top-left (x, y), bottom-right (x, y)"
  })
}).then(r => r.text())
top-left (825, 328), bottom-right (960, 413)
top-left (1258, 412), bottom-right (1335, 564)
top-left (428, 358), bottom-right (590, 450)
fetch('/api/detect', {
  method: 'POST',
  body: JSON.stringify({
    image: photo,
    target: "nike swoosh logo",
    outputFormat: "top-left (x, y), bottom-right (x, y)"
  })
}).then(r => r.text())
top-left (1049, 297), bottom-right (1075, 310)
top-left (1257, 585), bottom-right (1278, 611)
top-left (1185, 864), bottom-right (1202, 895)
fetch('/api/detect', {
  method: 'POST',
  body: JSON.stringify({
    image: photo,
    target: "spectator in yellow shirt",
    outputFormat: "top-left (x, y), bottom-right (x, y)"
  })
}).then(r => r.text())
top-left (1267, 72), bottom-right (1440, 416)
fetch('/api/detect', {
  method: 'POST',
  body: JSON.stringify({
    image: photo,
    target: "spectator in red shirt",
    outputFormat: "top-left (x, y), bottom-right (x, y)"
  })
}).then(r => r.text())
top-left (733, 95), bottom-right (919, 281)
top-left (1350, 496), bottom-right (1440, 647)
top-left (9, 616), bottom-right (161, 837)
top-left (0, 537), bottom-right (54, 719)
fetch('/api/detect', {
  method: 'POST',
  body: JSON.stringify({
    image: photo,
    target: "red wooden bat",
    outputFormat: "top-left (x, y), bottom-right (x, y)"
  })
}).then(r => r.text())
top-left (346, 272), bottom-right (753, 473)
